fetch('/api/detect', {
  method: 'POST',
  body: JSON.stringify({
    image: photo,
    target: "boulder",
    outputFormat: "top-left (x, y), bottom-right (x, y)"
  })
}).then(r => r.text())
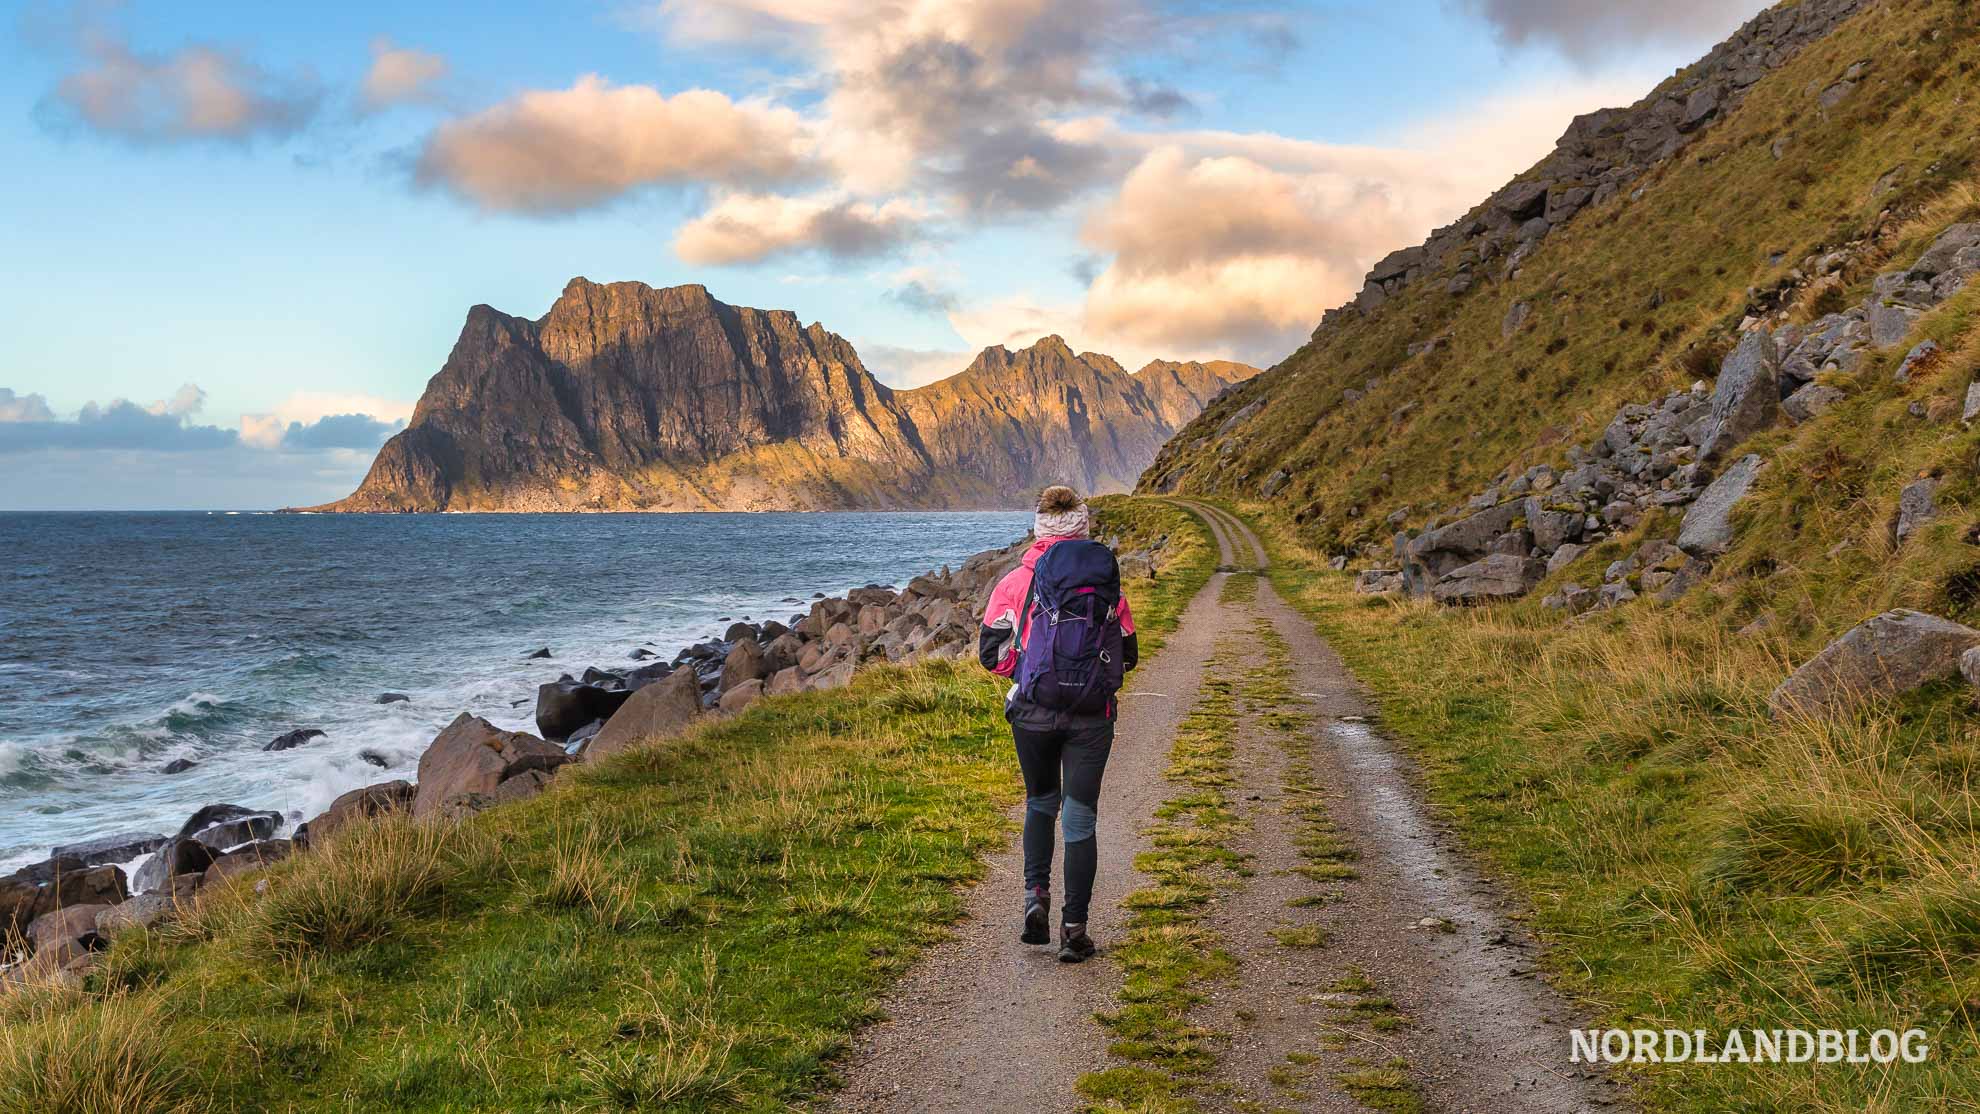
top-left (376, 693), bottom-right (411, 705)
top-left (160, 758), bottom-right (199, 775)
top-left (50, 830), bottom-right (167, 867)
top-left (1894, 477), bottom-right (1939, 545)
top-left (765, 666), bottom-right (806, 697)
top-left (1355, 568), bottom-right (1403, 594)
top-left (2, 865), bottom-right (128, 938)
top-left (1404, 501), bottom-right (1527, 584)
top-left (134, 839), bottom-right (215, 893)
top-left (358, 749), bottom-right (390, 769)
top-left (1542, 583), bottom-right (1599, 615)
top-left (411, 714), bottom-right (570, 819)
top-left (1699, 332), bottom-right (1780, 463)
top-left (585, 668), bottom-right (702, 763)
top-left (535, 680), bottom-right (632, 742)
top-left (1896, 340), bottom-right (1940, 382)
top-left (174, 804), bottom-right (267, 842)
top-left (808, 660), bottom-right (857, 691)
top-left (264, 728), bottom-right (326, 752)
top-left (1962, 646), bottom-right (1980, 691)
top-left (762, 632), bottom-right (805, 673)
top-left (28, 903), bottom-right (108, 953)
top-left (723, 621), bottom-right (757, 643)
top-left (187, 810), bottom-right (281, 852)
top-left (1429, 554), bottom-right (1546, 604)
top-left (1523, 497), bottom-right (1584, 553)
top-left (97, 893), bottom-right (175, 936)
top-left (856, 605), bottom-right (891, 637)
top-left (719, 679), bottom-right (764, 715)
top-left (1783, 382), bottom-right (1844, 423)
top-left (301, 780), bottom-right (414, 846)
top-left (203, 839), bottom-right (293, 885)
top-left (526, 647), bottom-right (553, 659)
top-left (1965, 381), bottom-right (1980, 424)
top-left (1869, 304), bottom-right (1921, 349)
top-left (1677, 454), bottom-right (1765, 557)
top-left (1769, 610), bottom-right (1980, 719)
top-left (719, 638), bottom-right (766, 692)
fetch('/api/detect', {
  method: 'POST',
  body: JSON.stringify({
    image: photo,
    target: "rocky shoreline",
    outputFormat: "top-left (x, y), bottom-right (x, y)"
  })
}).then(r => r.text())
top-left (0, 525), bottom-right (1173, 992)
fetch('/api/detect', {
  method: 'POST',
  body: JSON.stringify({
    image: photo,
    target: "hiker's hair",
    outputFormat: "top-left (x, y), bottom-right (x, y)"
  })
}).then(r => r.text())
top-left (1038, 485), bottom-right (1084, 514)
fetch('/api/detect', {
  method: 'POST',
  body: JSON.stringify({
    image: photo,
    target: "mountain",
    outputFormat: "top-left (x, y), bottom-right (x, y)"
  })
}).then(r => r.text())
top-left (310, 280), bottom-right (1254, 512)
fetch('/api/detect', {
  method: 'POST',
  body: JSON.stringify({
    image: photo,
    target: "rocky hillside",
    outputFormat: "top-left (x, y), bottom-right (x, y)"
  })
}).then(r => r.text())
top-left (310, 280), bottom-right (1253, 512)
top-left (1143, 0), bottom-right (1980, 632)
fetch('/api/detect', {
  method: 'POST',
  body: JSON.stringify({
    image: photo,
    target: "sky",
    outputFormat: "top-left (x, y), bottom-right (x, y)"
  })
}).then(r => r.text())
top-left (0, 0), bottom-right (1771, 509)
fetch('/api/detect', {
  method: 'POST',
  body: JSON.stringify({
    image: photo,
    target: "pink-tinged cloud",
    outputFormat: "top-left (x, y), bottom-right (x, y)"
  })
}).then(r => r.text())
top-left (673, 192), bottom-right (928, 265)
top-left (414, 76), bottom-right (814, 214)
top-left (45, 34), bottom-right (318, 145)
top-left (362, 38), bottom-right (448, 109)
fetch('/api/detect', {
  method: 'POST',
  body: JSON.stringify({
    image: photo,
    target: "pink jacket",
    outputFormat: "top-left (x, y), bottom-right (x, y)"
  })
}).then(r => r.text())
top-left (980, 536), bottom-right (1136, 678)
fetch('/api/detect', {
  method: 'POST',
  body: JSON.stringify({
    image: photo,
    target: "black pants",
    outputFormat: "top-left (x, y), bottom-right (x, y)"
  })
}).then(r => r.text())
top-left (1009, 709), bottom-right (1115, 925)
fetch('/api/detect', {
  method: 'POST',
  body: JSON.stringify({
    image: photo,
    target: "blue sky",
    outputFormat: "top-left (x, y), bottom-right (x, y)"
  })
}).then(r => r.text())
top-left (0, 0), bottom-right (1767, 509)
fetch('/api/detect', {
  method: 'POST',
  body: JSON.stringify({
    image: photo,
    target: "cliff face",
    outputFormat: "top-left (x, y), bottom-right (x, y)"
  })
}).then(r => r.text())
top-left (314, 279), bottom-right (1255, 512)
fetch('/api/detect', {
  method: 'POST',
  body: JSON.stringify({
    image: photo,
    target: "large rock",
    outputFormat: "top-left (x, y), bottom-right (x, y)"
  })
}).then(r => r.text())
top-left (1429, 554), bottom-right (1546, 604)
top-left (808, 660), bottom-right (857, 691)
top-left (50, 830), bottom-right (167, 867)
top-left (535, 680), bottom-right (631, 742)
top-left (299, 780), bottom-right (415, 847)
top-left (1677, 454), bottom-right (1765, 557)
top-left (412, 714), bottom-right (570, 819)
top-left (1699, 332), bottom-right (1780, 462)
top-left (1783, 382), bottom-right (1845, 423)
top-left (762, 632), bottom-right (805, 673)
top-left (1522, 496), bottom-right (1584, 553)
top-left (719, 637), bottom-right (766, 692)
top-left (719, 679), bottom-right (764, 715)
top-left (264, 728), bottom-right (326, 752)
top-left (765, 666), bottom-right (805, 697)
top-left (134, 839), bottom-right (215, 893)
top-left (1770, 610), bottom-right (1980, 718)
top-left (28, 903), bottom-right (108, 953)
top-left (1894, 476), bottom-right (1939, 545)
top-left (203, 839), bottom-right (294, 885)
top-left (184, 808), bottom-right (281, 852)
top-left (1404, 501), bottom-right (1527, 585)
top-left (585, 668), bottom-right (702, 762)
top-left (97, 893), bottom-right (175, 936)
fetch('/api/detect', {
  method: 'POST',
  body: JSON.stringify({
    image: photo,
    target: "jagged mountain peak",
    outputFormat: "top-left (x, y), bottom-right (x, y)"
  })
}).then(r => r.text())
top-left (306, 285), bottom-right (1257, 512)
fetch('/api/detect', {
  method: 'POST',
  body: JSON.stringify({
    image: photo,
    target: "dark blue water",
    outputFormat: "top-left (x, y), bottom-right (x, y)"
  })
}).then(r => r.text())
top-left (0, 511), bottom-right (1027, 872)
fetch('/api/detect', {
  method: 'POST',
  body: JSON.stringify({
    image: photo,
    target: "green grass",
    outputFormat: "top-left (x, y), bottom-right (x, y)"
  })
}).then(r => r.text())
top-left (1080, 641), bottom-right (1248, 1113)
top-left (1, 497), bottom-right (1212, 1112)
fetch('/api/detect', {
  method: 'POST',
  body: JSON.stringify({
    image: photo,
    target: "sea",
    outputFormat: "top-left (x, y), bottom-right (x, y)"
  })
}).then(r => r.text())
top-left (0, 510), bottom-right (1029, 874)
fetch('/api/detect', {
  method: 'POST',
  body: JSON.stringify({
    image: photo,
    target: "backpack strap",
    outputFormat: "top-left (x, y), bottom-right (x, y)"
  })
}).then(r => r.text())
top-left (1013, 569), bottom-right (1037, 671)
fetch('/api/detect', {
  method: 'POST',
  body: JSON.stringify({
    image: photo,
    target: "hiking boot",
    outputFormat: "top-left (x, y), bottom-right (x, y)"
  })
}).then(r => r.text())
top-left (1058, 922), bottom-right (1096, 963)
top-left (1021, 887), bottom-right (1050, 945)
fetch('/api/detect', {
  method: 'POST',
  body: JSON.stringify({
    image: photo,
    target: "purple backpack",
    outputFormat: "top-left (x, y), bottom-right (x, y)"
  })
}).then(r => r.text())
top-left (1014, 539), bottom-right (1125, 714)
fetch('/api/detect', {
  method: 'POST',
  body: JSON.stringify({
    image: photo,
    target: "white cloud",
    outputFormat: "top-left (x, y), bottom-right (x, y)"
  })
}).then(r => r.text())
top-left (673, 192), bottom-right (927, 265)
top-left (44, 32), bottom-right (318, 144)
top-left (857, 342), bottom-right (970, 388)
top-left (239, 392), bottom-right (415, 450)
top-left (361, 38), bottom-right (448, 109)
top-left (0, 389), bottom-right (57, 423)
top-left (414, 76), bottom-right (814, 214)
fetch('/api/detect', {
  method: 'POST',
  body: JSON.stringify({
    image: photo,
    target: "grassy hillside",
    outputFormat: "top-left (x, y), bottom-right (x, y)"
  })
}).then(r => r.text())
top-left (0, 498), bottom-right (1211, 1113)
top-left (1148, 0), bottom-right (1979, 589)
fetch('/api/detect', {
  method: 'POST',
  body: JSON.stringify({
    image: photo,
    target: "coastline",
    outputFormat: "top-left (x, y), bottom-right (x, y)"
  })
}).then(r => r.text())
top-left (1, 506), bottom-right (1179, 994)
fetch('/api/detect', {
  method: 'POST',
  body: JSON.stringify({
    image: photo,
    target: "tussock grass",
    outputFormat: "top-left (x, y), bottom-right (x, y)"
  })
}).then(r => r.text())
top-left (0, 992), bottom-right (197, 1114)
top-left (16, 498), bottom-right (1212, 1111)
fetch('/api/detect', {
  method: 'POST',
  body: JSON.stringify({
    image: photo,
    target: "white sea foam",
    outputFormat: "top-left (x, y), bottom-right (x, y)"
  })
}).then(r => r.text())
top-left (0, 742), bottom-right (23, 778)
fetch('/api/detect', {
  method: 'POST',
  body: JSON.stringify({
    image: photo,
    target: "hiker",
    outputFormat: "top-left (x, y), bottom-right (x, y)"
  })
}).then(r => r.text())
top-left (978, 485), bottom-right (1137, 962)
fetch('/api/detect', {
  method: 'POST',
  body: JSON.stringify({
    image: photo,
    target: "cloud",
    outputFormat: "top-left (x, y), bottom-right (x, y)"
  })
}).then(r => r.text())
top-left (885, 274), bottom-right (960, 316)
top-left (42, 31), bottom-right (318, 145)
top-left (856, 342), bottom-right (968, 388)
top-left (362, 38), bottom-right (448, 110)
top-left (673, 192), bottom-right (925, 264)
top-left (1060, 74), bottom-right (1652, 362)
top-left (0, 385), bottom-right (236, 453)
top-left (413, 76), bottom-right (814, 214)
top-left (1449, 0), bottom-right (1767, 63)
top-left (661, 0), bottom-right (1147, 211)
top-left (238, 392), bottom-right (415, 450)
top-left (0, 389), bottom-right (56, 423)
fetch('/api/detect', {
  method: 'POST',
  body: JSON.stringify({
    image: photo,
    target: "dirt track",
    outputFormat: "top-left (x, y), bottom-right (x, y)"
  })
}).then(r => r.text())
top-left (825, 502), bottom-right (1621, 1113)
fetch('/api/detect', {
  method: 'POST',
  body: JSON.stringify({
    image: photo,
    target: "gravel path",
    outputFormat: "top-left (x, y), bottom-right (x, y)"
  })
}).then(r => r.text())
top-left (825, 502), bottom-right (1623, 1113)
